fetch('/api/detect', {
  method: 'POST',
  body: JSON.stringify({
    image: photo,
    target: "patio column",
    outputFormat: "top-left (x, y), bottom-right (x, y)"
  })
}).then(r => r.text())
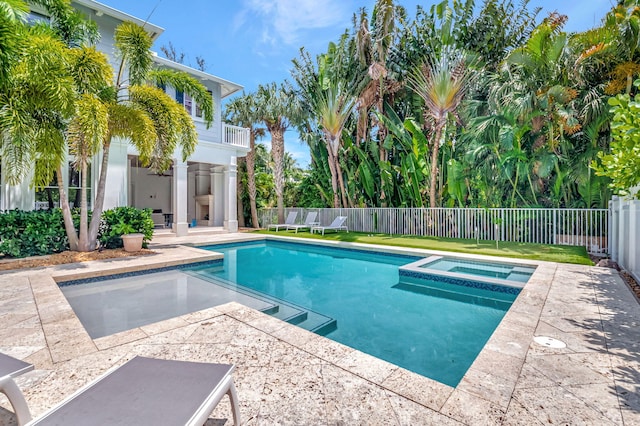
top-left (172, 161), bottom-right (189, 236)
top-left (224, 156), bottom-right (238, 232)
top-left (211, 166), bottom-right (224, 226)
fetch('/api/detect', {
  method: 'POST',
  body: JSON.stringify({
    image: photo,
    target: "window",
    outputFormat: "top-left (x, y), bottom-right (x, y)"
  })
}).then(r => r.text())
top-left (34, 163), bottom-right (91, 210)
top-left (34, 173), bottom-right (60, 210)
top-left (177, 89), bottom-right (211, 120)
top-left (184, 93), bottom-right (192, 115)
top-left (27, 11), bottom-right (49, 25)
top-left (195, 90), bottom-right (212, 118)
top-left (68, 164), bottom-right (91, 210)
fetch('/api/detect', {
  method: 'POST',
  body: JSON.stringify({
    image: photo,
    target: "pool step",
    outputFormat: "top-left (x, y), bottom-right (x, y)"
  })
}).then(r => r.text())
top-left (184, 269), bottom-right (338, 336)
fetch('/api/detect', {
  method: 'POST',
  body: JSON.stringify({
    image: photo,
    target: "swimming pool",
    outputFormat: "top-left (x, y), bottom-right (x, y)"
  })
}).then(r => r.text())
top-left (192, 240), bottom-right (521, 386)
top-left (60, 240), bottom-right (525, 387)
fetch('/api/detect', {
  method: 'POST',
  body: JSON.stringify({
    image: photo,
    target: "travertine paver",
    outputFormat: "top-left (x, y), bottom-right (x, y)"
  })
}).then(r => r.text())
top-left (0, 233), bottom-right (638, 425)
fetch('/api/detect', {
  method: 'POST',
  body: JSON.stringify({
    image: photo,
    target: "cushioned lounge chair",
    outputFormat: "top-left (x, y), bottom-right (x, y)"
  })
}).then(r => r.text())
top-left (286, 211), bottom-right (318, 233)
top-left (267, 211), bottom-right (298, 231)
top-left (310, 216), bottom-right (348, 235)
top-left (1, 354), bottom-right (240, 426)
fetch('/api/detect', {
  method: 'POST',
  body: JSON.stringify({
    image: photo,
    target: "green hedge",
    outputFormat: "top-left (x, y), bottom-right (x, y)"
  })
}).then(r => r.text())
top-left (0, 206), bottom-right (154, 258)
top-left (0, 209), bottom-right (68, 257)
top-left (99, 206), bottom-right (154, 249)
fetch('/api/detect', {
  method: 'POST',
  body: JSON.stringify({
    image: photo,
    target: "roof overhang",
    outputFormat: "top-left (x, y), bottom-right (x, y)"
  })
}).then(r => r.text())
top-left (152, 55), bottom-right (243, 99)
top-left (73, 0), bottom-right (164, 40)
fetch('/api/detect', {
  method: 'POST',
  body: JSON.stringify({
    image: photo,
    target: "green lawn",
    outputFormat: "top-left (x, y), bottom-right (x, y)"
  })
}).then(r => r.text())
top-left (254, 230), bottom-right (593, 265)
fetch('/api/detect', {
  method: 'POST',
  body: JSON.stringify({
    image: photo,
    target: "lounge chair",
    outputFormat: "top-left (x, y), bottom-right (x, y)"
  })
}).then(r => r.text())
top-left (286, 211), bottom-right (318, 233)
top-left (311, 216), bottom-right (348, 235)
top-left (267, 211), bottom-right (298, 231)
top-left (1, 354), bottom-right (240, 426)
top-left (0, 352), bottom-right (34, 426)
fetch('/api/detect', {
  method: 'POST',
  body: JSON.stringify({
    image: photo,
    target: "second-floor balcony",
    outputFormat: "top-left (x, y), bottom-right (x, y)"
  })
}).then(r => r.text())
top-left (222, 123), bottom-right (250, 149)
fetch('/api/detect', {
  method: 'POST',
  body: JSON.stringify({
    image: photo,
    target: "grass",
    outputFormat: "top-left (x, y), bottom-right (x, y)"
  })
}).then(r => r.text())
top-left (254, 230), bottom-right (593, 265)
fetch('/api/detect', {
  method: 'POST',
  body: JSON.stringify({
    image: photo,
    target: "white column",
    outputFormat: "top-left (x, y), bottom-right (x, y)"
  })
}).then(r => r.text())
top-left (224, 156), bottom-right (238, 232)
top-left (187, 169), bottom-right (195, 224)
top-left (172, 161), bottom-right (189, 236)
top-left (211, 166), bottom-right (224, 226)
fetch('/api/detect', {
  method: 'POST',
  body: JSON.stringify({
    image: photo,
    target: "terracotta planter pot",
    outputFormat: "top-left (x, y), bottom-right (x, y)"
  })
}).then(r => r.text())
top-left (121, 233), bottom-right (144, 252)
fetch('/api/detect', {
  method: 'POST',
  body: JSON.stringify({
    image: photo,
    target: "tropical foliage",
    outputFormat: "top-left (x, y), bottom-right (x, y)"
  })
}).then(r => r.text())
top-left (230, 0), bottom-right (640, 210)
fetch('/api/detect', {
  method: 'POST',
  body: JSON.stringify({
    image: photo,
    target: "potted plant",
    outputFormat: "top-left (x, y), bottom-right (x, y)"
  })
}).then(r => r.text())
top-left (113, 221), bottom-right (144, 252)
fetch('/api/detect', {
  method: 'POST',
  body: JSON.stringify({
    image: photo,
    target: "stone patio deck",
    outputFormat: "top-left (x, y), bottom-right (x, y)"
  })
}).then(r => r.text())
top-left (0, 233), bottom-right (638, 425)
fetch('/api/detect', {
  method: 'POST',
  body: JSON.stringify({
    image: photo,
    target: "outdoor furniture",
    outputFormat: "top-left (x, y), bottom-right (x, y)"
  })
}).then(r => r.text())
top-left (2, 355), bottom-right (240, 426)
top-left (0, 352), bottom-right (34, 426)
top-left (286, 211), bottom-right (318, 233)
top-left (311, 216), bottom-right (348, 235)
top-left (267, 211), bottom-right (298, 231)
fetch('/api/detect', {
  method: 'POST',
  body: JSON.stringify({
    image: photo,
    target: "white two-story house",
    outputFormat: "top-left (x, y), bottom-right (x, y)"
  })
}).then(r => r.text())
top-left (0, 0), bottom-right (249, 235)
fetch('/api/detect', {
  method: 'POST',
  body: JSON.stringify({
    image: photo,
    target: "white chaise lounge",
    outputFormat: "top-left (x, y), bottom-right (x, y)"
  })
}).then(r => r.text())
top-left (311, 216), bottom-right (348, 235)
top-left (267, 211), bottom-right (298, 231)
top-left (1, 353), bottom-right (241, 426)
top-left (286, 211), bottom-right (318, 233)
top-left (0, 352), bottom-right (33, 426)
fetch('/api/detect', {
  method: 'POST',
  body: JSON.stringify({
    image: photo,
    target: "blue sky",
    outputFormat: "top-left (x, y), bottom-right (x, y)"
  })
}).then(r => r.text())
top-left (103, 0), bottom-right (614, 168)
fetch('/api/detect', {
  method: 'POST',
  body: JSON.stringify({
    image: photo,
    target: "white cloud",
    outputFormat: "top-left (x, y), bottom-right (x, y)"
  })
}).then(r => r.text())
top-left (237, 0), bottom-right (351, 46)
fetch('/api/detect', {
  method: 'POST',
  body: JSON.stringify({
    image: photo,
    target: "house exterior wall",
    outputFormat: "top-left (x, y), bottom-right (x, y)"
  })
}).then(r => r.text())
top-left (3, 0), bottom-right (247, 236)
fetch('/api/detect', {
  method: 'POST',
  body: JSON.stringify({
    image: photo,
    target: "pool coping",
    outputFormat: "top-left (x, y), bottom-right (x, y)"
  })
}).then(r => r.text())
top-left (58, 236), bottom-right (551, 411)
top-left (2, 233), bottom-right (636, 424)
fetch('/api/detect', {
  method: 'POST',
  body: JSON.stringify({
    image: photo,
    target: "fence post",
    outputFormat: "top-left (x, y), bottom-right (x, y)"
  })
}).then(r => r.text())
top-left (629, 200), bottom-right (638, 277)
top-left (553, 209), bottom-right (557, 245)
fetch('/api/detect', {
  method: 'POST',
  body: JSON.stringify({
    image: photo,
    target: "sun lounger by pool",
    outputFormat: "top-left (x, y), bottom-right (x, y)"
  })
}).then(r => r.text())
top-left (267, 211), bottom-right (297, 231)
top-left (0, 352), bottom-right (34, 426)
top-left (1, 354), bottom-right (240, 426)
top-left (311, 216), bottom-right (348, 235)
top-left (286, 211), bottom-right (318, 233)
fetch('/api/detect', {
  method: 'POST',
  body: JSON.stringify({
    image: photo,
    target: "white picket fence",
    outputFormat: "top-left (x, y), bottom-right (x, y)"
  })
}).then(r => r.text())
top-left (259, 207), bottom-right (609, 254)
top-left (610, 196), bottom-right (640, 282)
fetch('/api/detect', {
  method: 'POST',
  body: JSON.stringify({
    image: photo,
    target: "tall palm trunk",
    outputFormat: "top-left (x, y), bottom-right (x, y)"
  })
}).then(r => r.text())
top-left (57, 166), bottom-right (78, 251)
top-left (269, 126), bottom-right (285, 223)
top-left (86, 137), bottom-right (111, 251)
top-left (326, 148), bottom-right (340, 208)
top-left (77, 160), bottom-right (90, 251)
top-left (246, 131), bottom-right (259, 228)
top-left (237, 157), bottom-right (245, 228)
top-left (429, 123), bottom-right (445, 208)
top-left (335, 161), bottom-right (350, 208)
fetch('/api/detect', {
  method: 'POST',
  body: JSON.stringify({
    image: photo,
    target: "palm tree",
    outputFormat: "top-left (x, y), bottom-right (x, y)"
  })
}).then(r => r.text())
top-left (292, 38), bottom-right (357, 208)
top-left (406, 48), bottom-right (474, 208)
top-left (0, 0), bottom-right (100, 250)
top-left (255, 82), bottom-right (298, 223)
top-left (355, 1), bottom-right (405, 205)
top-left (225, 92), bottom-right (265, 228)
top-left (317, 83), bottom-right (356, 208)
top-left (68, 21), bottom-right (213, 251)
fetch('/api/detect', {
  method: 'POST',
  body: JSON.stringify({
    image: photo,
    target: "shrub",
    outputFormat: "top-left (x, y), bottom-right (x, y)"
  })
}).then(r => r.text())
top-left (0, 209), bottom-right (68, 257)
top-left (99, 206), bottom-right (154, 249)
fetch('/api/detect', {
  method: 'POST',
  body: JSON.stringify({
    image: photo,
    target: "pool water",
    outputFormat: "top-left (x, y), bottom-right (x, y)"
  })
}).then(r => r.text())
top-left (420, 257), bottom-right (535, 283)
top-left (192, 241), bottom-right (519, 386)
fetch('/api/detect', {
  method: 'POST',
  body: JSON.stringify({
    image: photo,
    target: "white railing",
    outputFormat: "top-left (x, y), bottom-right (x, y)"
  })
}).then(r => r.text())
top-left (223, 123), bottom-right (250, 148)
top-left (259, 207), bottom-right (609, 254)
top-left (610, 196), bottom-right (639, 282)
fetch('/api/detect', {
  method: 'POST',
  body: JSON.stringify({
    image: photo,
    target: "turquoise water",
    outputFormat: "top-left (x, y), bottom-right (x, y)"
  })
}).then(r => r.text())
top-left (421, 257), bottom-right (535, 283)
top-left (194, 241), bottom-right (518, 386)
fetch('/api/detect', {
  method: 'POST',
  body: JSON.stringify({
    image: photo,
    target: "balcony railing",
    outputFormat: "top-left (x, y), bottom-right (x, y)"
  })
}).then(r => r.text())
top-left (223, 123), bottom-right (250, 149)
